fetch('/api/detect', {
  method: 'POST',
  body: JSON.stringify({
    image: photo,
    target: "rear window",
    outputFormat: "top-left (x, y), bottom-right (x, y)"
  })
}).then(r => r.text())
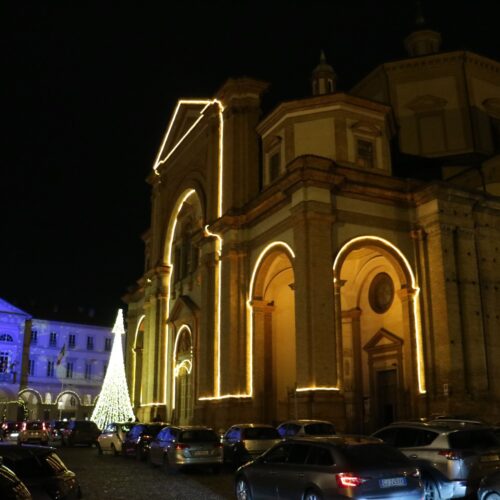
top-left (242, 427), bottom-right (280, 440)
top-left (343, 444), bottom-right (409, 466)
top-left (26, 422), bottom-right (43, 430)
top-left (304, 423), bottom-right (335, 436)
top-left (179, 429), bottom-right (219, 443)
top-left (449, 430), bottom-right (500, 450)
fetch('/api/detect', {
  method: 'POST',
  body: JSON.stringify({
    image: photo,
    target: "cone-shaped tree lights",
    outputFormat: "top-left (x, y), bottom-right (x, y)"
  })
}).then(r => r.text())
top-left (91, 309), bottom-right (135, 429)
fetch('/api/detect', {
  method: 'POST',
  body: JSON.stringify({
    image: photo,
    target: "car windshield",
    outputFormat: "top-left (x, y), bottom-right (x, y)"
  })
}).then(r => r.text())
top-left (3, 451), bottom-right (66, 479)
top-left (242, 427), bottom-right (280, 440)
top-left (304, 423), bottom-right (335, 435)
top-left (179, 429), bottom-right (219, 443)
top-left (343, 444), bottom-right (409, 466)
top-left (449, 429), bottom-right (500, 450)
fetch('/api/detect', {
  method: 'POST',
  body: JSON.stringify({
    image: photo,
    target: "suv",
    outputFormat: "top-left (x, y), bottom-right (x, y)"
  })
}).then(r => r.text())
top-left (1, 422), bottom-right (22, 442)
top-left (18, 421), bottom-right (49, 446)
top-left (222, 424), bottom-right (282, 467)
top-left (62, 420), bottom-right (100, 447)
top-left (277, 419), bottom-right (336, 438)
top-left (372, 421), bottom-right (500, 499)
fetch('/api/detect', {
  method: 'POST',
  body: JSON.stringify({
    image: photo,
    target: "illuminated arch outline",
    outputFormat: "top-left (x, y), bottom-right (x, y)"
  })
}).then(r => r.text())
top-left (132, 314), bottom-right (145, 405)
top-left (172, 324), bottom-right (193, 410)
top-left (18, 388), bottom-right (43, 404)
top-left (333, 235), bottom-right (426, 394)
top-left (55, 390), bottom-right (82, 406)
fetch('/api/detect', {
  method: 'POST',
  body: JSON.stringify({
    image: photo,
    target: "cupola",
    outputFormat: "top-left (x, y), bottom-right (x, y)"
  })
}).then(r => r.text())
top-left (311, 51), bottom-right (337, 96)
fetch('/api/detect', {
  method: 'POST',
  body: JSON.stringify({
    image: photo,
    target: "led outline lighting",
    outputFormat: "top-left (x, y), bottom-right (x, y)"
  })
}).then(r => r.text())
top-left (154, 99), bottom-right (226, 406)
top-left (132, 314), bottom-right (145, 406)
top-left (333, 235), bottom-right (426, 394)
top-left (163, 188), bottom-right (196, 408)
top-left (171, 325), bottom-right (193, 409)
top-left (295, 386), bottom-right (340, 392)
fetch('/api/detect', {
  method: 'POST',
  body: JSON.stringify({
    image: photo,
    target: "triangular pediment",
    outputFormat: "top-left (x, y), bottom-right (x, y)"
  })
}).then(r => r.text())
top-left (0, 298), bottom-right (30, 317)
top-left (363, 328), bottom-right (403, 351)
top-left (167, 295), bottom-right (200, 324)
top-left (153, 100), bottom-right (212, 169)
top-left (406, 94), bottom-right (447, 112)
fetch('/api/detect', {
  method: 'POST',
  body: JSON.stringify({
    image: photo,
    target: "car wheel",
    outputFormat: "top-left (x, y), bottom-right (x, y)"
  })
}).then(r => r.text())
top-left (97, 443), bottom-right (103, 456)
top-left (303, 490), bottom-right (322, 500)
top-left (485, 495), bottom-right (500, 500)
top-left (235, 477), bottom-right (252, 500)
top-left (423, 476), bottom-right (440, 500)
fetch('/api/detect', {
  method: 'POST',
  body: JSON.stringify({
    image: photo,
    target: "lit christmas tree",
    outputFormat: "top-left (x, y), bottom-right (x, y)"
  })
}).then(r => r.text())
top-left (91, 309), bottom-right (135, 429)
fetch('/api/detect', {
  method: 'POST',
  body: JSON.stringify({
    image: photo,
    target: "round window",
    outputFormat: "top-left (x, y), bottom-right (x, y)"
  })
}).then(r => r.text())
top-left (369, 272), bottom-right (394, 314)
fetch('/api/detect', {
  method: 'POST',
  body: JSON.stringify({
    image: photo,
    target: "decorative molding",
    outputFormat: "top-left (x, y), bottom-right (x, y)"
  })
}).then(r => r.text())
top-left (407, 94), bottom-right (448, 113)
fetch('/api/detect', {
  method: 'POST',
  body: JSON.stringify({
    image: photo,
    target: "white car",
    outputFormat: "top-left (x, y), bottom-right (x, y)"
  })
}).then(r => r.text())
top-left (97, 422), bottom-right (135, 455)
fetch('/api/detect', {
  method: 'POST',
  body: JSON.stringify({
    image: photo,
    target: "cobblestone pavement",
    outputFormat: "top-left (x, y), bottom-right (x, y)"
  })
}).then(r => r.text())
top-left (57, 445), bottom-right (234, 500)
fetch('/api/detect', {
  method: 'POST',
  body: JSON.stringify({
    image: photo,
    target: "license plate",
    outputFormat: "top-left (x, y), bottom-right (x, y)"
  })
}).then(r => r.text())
top-left (194, 450), bottom-right (209, 456)
top-left (379, 477), bottom-right (407, 488)
top-left (481, 454), bottom-right (500, 462)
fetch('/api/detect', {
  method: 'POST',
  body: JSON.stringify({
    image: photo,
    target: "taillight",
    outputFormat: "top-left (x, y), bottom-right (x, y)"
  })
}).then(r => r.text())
top-left (21, 422), bottom-right (26, 431)
top-left (213, 443), bottom-right (223, 448)
top-left (42, 422), bottom-right (46, 431)
top-left (438, 450), bottom-right (469, 460)
top-left (411, 469), bottom-right (421, 478)
top-left (175, 443), bottom-right (190, 450)
top-left (336, 473), bottom-right (368, 488)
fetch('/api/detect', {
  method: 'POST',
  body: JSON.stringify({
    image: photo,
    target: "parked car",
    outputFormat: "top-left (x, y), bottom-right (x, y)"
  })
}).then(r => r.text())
top-left (372, 421), bottom-right (500, 499)
top-left (0, 443), bottom-right (82, 499)
top-left (122, 423), bottom-right (167, 461)
top-left (222, 424), bottom-right (281, 467)
top-left (18, 421), bottom-right (49, 446)
top-left (97, 422), bottom-right (136, 455)
top-left (235, 435), bottom-right (423, 500)
top-left (149, 425), bottom-right (223, 472)
top-left (277, 419), bottom-right (336, 438)
top-left (62, 420), bottom-right (100, 447)
top-left (0, 457), bottom-right (32, 499)
top-left (1, 422), bottom-right (22, 443)
top-left (47, 421), bottom-right (69, 446)
top-left (478, 469), bottom-right (500, 500)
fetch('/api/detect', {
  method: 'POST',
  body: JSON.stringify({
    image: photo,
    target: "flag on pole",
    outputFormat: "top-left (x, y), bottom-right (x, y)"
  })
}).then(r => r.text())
top-left (56, 344), bottom-right (66, 366)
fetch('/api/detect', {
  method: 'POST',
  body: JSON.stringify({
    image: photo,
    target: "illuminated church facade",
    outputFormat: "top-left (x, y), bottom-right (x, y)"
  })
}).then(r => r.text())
top-left (125, 25), bottom-right (500, 432)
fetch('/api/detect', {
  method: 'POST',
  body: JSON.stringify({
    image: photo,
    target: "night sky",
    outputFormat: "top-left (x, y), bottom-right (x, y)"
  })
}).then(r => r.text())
top-left (3, 1), bottom-right (499, 326)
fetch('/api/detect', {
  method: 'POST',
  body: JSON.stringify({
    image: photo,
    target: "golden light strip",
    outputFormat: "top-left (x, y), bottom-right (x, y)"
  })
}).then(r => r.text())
top-left (133, 314), bottom-right (145, 405)
top-left (296, 386), bottom-right (340, 392)
top-left (154, 98), bottom-right (226, 404)
top-left (246, 242), bottom-right (296, 397)
top-left (171, 325), bottom-right (192, 409)
top-left (333, 235), bottom-right (426, 394)
top-left (162, 189), bottom-right (196, 407)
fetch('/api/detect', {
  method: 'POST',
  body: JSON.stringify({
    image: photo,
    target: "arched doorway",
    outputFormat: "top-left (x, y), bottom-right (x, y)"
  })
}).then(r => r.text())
top-left (56, 392), bottom-right (81, 420)
top-left (173, 325), bottom-right (194, 425)
top-left (334, 237), bottom-right (425, 432)
top-left (18, 389), bottom-right (42, 420)
top-left (251, 243), bottom-right (296, 423)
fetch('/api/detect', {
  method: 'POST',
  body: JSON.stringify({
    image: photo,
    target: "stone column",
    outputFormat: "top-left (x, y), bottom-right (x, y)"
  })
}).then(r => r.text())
top-left (291, 198), bottom-right (336, 388)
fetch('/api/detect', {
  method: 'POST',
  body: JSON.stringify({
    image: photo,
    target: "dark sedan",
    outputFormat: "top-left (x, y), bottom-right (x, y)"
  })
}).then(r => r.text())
top-left (122, 423), bottom-right (168, 461)
top-left (235, 435), bottom-right (423, 500)
top-left (0, 443), bottom-right (81, 499)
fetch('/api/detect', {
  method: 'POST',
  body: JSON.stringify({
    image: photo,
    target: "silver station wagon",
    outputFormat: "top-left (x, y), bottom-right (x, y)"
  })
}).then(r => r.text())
top-left (235, 435), bottom-right (423, 500)
top-left (149, 425), bottom-right (223, 472)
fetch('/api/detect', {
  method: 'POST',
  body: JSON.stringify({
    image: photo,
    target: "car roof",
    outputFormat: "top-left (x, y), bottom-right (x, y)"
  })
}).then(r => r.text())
top-left (279, 419), bottom-right (334, 426)
top-left (379, 421), bottom-right (493, 433)
top-left (0, 443), bottom-right (55, 459)
top-left (229, 423), bottom-right (276, 429)
top-left (285, 435), bottom-right (383, 446)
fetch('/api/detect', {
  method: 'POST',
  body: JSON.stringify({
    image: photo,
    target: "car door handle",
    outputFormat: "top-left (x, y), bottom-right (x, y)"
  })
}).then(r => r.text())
top-left (409, 454), bottom-right (418, 458)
